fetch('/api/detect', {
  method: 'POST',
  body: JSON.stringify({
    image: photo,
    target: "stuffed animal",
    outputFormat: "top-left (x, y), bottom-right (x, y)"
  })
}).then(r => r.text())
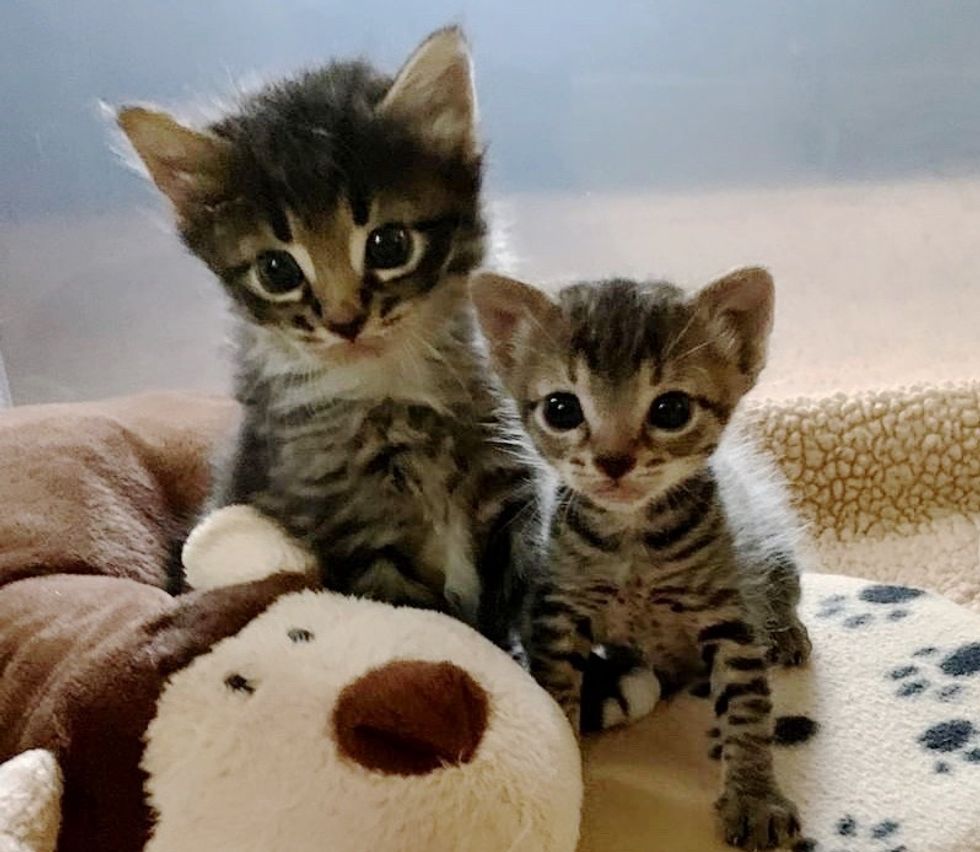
top-left (0, 572), bottom-right (581, 852)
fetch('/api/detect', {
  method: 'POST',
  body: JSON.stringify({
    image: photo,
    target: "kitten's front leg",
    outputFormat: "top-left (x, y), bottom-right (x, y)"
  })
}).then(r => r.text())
top-left (766, 612), bottom-right (812, 668)
top-left (526, 586), bottom-right (598, 736)
top-left (697, 617), bottom-right (800, 850)
top-left (762, 552), bottom-right (812, 667)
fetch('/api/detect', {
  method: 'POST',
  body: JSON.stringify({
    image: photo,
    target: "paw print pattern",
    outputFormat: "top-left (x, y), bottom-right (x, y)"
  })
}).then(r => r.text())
top-left (887, 642), bottom-right (980, 703)
top-left (887, 642), bottom-right (980, 774)
top-left (815, 585), bottom-right (925, 630)
top-left (792, 813), bottom-right (905, 851)
top-left (919, 719), bottom-right (980, 774)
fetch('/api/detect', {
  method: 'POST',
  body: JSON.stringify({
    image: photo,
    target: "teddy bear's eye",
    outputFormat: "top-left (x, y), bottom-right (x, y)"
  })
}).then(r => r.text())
top-left (288, 628), bottom-right (315, 643)
top-left (224, 673), bottom-right (255, 694)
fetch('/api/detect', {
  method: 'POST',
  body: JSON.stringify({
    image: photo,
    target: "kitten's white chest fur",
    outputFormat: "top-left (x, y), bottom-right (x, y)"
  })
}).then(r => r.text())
top-left (254, 330), bottom-right (459, 412)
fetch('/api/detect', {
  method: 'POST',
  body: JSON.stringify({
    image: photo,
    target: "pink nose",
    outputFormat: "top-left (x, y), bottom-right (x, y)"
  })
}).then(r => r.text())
top-left (595, 454), bottom-right (636, 481)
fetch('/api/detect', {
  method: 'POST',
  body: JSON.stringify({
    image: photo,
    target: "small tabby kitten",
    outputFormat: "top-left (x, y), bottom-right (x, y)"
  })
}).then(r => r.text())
top-left (118, 29), bottom-right (536, 645)
top-left (472, 268), bottom-right (811, 850)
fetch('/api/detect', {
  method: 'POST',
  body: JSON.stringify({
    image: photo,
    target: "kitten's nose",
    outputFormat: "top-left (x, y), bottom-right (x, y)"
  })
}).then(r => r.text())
top-left (327, 315), bottom-right (367, 341)
top-left (595, 454), bottom-right (636, 481)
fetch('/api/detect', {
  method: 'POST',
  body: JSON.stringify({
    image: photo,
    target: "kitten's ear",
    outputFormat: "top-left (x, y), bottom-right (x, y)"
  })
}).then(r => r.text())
top-left (696, 266), bottom-right (775, 383)
top-left (470, 272), bottom-right (559, 374)
top-left (379, 27), bottom-right (478, 159)
top-left (116, 107), bottom-right (232, 214)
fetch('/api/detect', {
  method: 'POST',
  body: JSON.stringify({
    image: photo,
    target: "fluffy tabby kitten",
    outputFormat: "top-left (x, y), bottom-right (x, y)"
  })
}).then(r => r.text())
top-left (472, 268), bottom-right (811, 849)
top-left (118, 29), bottom-right (537, 645)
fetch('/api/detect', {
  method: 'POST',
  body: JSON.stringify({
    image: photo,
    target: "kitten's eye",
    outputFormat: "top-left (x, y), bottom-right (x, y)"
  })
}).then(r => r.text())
top-left (256, 250), bottom-right (305, 293)
top-left (543, 393), bottom-right (584, 431)
top-left (648, 391), bottom-right (692, 431)
top-left (365, 223), bottom-right (412, 270)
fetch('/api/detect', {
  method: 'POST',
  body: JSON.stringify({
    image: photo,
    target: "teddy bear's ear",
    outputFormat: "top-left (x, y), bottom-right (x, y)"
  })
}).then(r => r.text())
top-left (0, 749), bottom-right (63, 852)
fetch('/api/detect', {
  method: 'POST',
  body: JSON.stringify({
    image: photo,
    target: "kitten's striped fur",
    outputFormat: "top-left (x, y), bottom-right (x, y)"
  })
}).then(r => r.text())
top-left (473, 268), bottom-right (810, 849)
top-left (119, 29), bottom-right (539, 644)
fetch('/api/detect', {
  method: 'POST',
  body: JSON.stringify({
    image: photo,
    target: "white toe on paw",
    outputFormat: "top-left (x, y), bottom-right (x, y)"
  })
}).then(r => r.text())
top-left (182, 505), bottom-right (316, 591)
top-left (600, 698), bottom-right (627, 730)
top-left (601, 667), bottom-right (662, 730)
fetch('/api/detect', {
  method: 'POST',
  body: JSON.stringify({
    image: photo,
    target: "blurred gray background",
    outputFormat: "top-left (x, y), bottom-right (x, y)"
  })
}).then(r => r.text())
top-left (2, 1), bottom-right (979, 404)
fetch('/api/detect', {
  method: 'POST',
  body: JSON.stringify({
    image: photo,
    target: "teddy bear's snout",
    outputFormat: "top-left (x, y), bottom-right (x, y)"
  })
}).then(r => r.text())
top-left (332, 659), bottom-right (489, 776)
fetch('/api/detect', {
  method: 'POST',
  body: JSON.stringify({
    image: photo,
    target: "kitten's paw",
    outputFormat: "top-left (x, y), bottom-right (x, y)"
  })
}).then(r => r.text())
top-left (600, 667), bottom-right (661, 730)
top-left (716, 788), bottom-right (801, 850)
top-left (580, 645), bottom-right (658, 733)
top-left (182, 505), bottom-right (316, 591)
top-left (767, 619), bottom-right (812, 668)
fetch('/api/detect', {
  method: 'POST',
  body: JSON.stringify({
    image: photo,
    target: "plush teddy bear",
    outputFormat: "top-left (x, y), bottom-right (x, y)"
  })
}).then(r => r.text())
top-left (0, 572), bottom-right (581, 852)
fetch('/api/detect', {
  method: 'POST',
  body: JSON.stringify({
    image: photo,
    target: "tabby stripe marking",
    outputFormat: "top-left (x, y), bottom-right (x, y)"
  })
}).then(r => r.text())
top-left (724, 732), bottom-right (773, 747)
top-left (727, 657), bottom-right (766, 672)
top-left (715, 678), bottom-right (771, 716)
top-left (531, 623), bottom-right (574, 645)
top-left (701, 643), bottom-right (719, 669)
top-left (643, 506), bottom-right (708, 550)
top-left (715, 677), bottom-right (770, 716)
top-left (533, 597), bottom-right (580, 619)
top-left (565, 506), bottom-right (620, 552)
top-left (739, 697), bottom-right (774, 715)
top-left (573, 616), bottom-right (594, 641)
top-left (664, 527), bottom-right (719, 562)
top-left (698, 620), bottom-right (755, 645)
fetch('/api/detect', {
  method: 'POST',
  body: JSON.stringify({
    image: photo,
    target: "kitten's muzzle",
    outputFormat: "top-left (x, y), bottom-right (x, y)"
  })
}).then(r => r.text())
top-left (594, 454), bottom-right (636, 481)
top-left (327, 314), bottom-right (367, 341)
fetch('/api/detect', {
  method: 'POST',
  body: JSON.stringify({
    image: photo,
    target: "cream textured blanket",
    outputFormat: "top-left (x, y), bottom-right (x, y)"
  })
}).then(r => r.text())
top-left (749, 382), bottom-right (980, 611)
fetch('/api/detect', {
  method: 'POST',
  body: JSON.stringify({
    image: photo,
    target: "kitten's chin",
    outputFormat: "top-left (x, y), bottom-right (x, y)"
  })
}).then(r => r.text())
top-left (586, 484), bottom-right (652, 513)
top-left (311, 334), bottom-right (390, 364)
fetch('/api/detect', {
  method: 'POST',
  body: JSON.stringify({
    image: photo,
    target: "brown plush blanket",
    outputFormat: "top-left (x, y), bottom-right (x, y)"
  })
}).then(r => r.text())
top-left (0, 393), bottom-right (234, 590)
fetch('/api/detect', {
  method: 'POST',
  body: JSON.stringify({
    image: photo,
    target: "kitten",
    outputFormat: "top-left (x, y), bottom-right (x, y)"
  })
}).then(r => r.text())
top-left (471, 268), bottom-right (811, 849)
top-left (117, 28), bottom-right (538, 646)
